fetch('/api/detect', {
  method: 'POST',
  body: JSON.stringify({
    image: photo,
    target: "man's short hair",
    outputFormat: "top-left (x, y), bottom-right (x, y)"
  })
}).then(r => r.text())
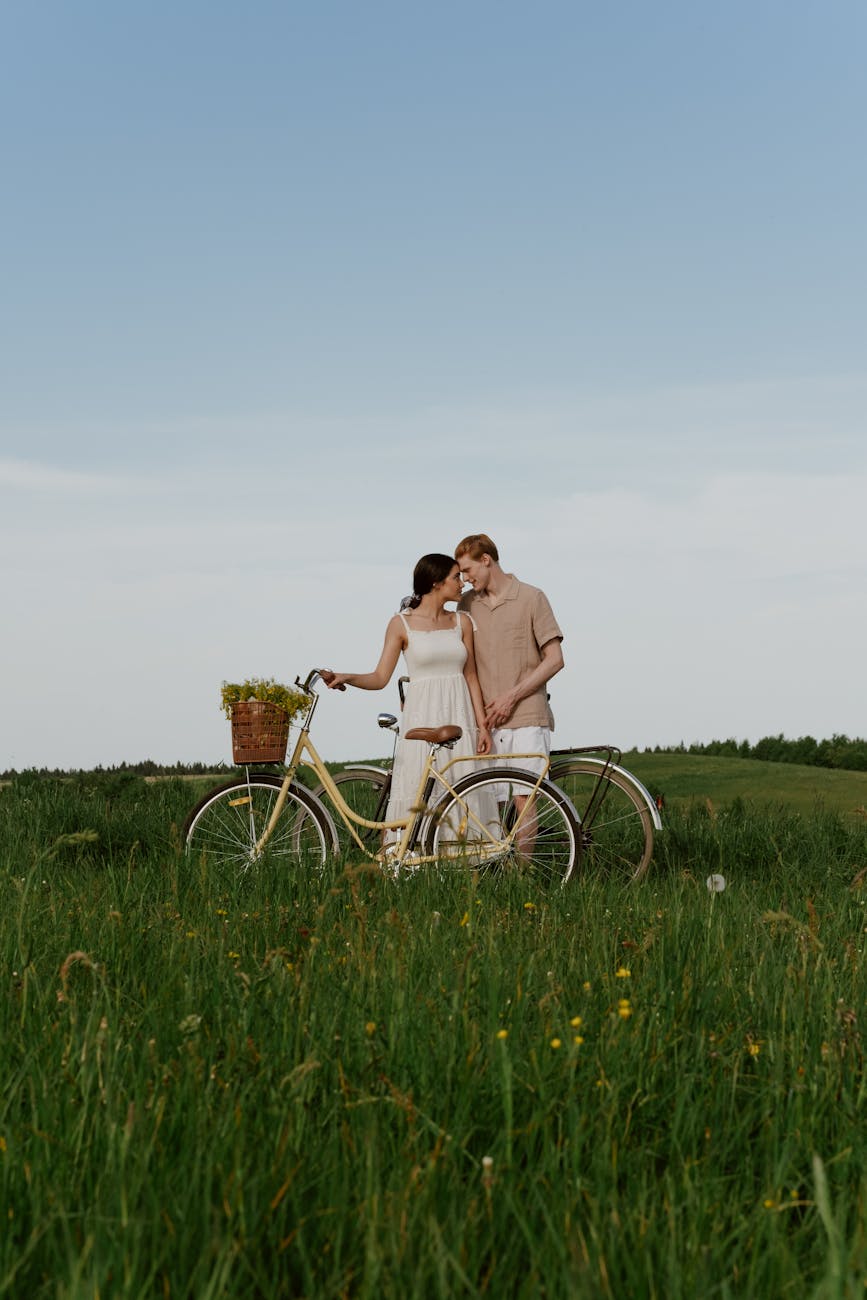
top-left (454, 533), bottom-right (499, 563)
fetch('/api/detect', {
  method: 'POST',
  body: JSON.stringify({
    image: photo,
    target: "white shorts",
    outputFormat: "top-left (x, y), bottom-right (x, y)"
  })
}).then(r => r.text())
top-left (489, 726), bottom-right (551, 802)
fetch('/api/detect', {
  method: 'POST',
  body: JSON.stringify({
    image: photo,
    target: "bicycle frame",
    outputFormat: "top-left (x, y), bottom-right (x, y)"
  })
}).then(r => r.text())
top-left (253, 672), bottom-right (555, 865)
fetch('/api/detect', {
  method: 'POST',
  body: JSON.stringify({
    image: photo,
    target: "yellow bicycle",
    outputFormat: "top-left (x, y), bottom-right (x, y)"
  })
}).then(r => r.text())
top-left (183, 669), bottom-right (581, 885)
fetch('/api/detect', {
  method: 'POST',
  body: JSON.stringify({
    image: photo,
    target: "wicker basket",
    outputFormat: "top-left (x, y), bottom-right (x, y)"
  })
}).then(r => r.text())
top-left (230, 701), bottom-right (290, 764)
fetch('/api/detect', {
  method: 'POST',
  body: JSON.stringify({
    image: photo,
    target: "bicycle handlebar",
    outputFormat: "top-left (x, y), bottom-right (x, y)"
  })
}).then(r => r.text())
top-left (297, 668), bottom-right (348, 694)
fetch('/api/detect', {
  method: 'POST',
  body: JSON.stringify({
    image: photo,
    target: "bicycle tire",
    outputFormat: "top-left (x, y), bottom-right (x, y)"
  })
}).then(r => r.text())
top-left (312, 766), bottom-right (391, 850)
top-left (183, 774), bottom-right (338, 872)
top-left (549, 759), bottom-right (654, 882)
top-left (422, 767), bottom-right (579, 886)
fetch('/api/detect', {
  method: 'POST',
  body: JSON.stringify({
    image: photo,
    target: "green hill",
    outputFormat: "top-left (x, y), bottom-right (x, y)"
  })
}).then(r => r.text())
top-left (621, 750), bottom-right (867, 819)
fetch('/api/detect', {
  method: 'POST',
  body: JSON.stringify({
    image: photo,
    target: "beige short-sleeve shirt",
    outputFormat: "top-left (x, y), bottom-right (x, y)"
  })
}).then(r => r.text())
top-left (459, 575), bottom-right (563, 729)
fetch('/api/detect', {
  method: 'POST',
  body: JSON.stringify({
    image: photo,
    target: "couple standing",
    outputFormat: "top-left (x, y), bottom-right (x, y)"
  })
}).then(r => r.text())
top-left (322, 532), bottom-right (564, 831)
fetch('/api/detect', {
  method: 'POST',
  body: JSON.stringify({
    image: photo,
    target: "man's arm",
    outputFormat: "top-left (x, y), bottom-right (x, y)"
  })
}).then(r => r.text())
top-left (484, 638), bottom-right (564, 729)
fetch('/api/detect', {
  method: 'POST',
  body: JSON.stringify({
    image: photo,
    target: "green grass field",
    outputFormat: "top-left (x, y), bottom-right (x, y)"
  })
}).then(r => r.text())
top-left (1, 769), bottom-right (866, 1297)
top-left (621, 751), bottom-right (867, 820)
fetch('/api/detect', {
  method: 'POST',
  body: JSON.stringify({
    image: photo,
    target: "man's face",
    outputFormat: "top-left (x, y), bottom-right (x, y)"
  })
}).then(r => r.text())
top-left (457, 552), bottom-right (490, 593)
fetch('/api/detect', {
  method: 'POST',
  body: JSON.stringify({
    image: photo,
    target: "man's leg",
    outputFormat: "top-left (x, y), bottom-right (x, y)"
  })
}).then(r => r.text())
top-left (489, 726), bottom-right (551, 858)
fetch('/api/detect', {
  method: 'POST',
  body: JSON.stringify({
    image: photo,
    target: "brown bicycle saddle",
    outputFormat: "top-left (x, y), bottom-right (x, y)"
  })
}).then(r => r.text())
top-left (403, 725), bottom-right (462, 746)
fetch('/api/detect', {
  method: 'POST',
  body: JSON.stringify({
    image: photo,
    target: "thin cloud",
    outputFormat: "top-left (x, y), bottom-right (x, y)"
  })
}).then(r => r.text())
top-left (0, 458), bottom-right (142, 495)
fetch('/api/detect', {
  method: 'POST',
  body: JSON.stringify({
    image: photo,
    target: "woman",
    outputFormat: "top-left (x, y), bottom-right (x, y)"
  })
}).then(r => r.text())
top-left (321, 553), bottom-right (494, 834)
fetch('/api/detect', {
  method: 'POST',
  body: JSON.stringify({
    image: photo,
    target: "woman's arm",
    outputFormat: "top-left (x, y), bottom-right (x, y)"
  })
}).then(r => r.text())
top-left (321, 616), bottom-right (406, 692)
top-left (460, 614), bottom-right (491, 755)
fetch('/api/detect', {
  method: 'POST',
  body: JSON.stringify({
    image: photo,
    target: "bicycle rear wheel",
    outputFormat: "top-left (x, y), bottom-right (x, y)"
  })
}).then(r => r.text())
top-left (549, 759), bottom-right (654, 882)
top-left (184, 774), bottom-right (337, 873)
top-left (423, 768), bottom-right (579, 886)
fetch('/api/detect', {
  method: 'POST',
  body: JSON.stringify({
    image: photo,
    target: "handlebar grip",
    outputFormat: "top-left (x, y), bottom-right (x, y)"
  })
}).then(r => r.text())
top-left (316, 669), bottom-right (346, 691)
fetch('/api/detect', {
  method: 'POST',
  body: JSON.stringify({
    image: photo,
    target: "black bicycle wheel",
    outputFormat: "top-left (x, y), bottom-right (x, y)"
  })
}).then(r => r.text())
top-left (549, 759), bottom-right (654, 882)
top-left (422, 768), bottom-right (579, 886)
top-left (312, 766), bottom-right (391, 850)
top-left (183, 774), bottom-right (337, 872)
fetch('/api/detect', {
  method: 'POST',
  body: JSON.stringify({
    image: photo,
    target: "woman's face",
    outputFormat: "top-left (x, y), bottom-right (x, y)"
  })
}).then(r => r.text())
top-left (438, 565), bottom-right (463, 600)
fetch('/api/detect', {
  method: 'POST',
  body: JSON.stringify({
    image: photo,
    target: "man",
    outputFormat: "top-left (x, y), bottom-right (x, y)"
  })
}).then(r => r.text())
top-left (454, 533), bottom-right (564, 808)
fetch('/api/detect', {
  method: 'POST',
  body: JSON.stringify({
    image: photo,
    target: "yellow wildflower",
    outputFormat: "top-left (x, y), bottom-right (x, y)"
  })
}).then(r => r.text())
top-left (570, 1015), bottom-right (582, 1028)
top-left (550, 1038), bottom-right (562, 1049)
top-left (617, 999), bottom-right (632, 1019)
top-left (496, 1029), bottom-right (509, 1040)
top-left (615, 967), bottom-right (631, 979)
top-left (365, 1021), bottom-right (377, 1036)
top-left (573, 1035), bottom-right (584, 1046)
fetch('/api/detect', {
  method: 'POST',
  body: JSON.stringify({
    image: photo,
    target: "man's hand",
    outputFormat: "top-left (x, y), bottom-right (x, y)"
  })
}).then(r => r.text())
top-left (485, 691), bottom-right (519, 729)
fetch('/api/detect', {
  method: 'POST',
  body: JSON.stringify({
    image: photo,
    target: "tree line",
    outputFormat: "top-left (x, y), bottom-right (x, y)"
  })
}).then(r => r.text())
top-left (648, 733), bottom-right (867, 772)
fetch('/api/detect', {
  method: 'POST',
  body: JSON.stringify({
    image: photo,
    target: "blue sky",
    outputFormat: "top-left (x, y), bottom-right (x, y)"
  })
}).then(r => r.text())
top-left (2, 1), bottom-right (865, 770)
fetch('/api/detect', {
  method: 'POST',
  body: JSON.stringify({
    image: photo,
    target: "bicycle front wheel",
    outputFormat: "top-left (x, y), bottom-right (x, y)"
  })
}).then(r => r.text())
top-left (423, 768), bottom-right (579, 886)
top-left (183, 775), bottom-right (337, 873)
top-left (313, 766), bottom-right (391, 850)
top-left (550, 759), bottom-right (654, 882)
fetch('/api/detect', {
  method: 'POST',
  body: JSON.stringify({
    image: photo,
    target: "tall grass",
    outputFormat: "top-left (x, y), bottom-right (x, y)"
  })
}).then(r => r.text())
top-left (1, 776), bottom-right (866, 1297)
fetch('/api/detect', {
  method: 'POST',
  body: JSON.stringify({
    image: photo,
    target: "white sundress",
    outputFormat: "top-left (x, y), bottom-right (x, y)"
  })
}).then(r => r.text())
top-left (385, 611), bottom-right (498, 840)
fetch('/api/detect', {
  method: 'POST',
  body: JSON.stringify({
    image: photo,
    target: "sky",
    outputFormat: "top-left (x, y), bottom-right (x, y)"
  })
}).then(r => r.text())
top-left (2, 0), bottom-right (865, 771)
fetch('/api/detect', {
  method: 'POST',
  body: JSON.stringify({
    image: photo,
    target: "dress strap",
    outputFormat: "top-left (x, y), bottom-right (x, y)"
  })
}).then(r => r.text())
top-left (397, 611), bottom-right (411, 635)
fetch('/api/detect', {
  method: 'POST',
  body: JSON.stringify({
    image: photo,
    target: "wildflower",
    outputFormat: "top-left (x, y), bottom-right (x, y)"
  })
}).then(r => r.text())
top-left (523, 901), bottom-right (536, 911)
top-left (617, 999), bottom-right (632, 1020)
top-left (570, 1015), bottom-right (582, 1028)
top-left (582, 980), bottom-right (591, 991)
top-left (186, 930), bottom-right (196, 938)
top-left (615, 967), bottom-right (631, 979)
top-left (365, 1021), bottom-right (377, 1036)
top-left (227, 951), bottom-right (240, 960)
top-left (573, 1035), bottom-right (584, 1046)
top-left (748, 1043), bottom-right (761, 1057)
top-left (550, 1037), bottom-right (562, 1049)
top-left (459, 912), bottom-right (469, 927)
top-left (763, 1198), bottom-right (776, 1209)
top-left (706, 874), bottom-right (726, 892)
top-left (216, 908), bottom-right (227, 916)
top-left (496, 1029), bottom-right (509, 1040)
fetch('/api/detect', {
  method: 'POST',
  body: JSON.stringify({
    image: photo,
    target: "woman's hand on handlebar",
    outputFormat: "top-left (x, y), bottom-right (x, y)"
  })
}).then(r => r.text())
top-left (319, 669), bottom-right (348, 691)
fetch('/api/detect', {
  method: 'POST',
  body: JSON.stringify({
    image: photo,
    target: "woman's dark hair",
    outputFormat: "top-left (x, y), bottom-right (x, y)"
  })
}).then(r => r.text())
top-left (405, 553), bottom-right (456, 609)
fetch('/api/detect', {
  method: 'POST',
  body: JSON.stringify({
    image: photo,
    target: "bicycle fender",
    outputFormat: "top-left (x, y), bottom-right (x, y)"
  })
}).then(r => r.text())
top-left (552, 758), bottom-right (663, 830)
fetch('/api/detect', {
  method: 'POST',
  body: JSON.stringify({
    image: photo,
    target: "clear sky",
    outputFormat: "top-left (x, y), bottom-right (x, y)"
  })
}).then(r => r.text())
top-left (2, 0), bottom-right (865, 771)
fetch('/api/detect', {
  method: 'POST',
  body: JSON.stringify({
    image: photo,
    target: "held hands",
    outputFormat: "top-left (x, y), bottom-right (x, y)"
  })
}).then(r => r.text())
top-left (319, 669), bottom-right (348, 692)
